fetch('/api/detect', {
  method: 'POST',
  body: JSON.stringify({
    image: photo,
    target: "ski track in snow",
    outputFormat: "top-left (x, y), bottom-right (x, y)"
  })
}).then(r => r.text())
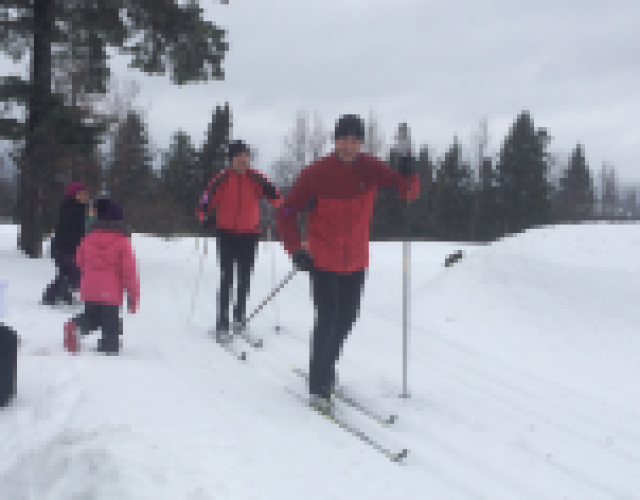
top-left (369, 310), bottom-right (639, 499)
top-left (1, 225), bottom-right (639, 499)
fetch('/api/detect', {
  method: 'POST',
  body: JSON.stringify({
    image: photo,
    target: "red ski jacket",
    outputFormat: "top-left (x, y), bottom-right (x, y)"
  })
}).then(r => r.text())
top-left (196, 168), bottom-right (282, 234)
top-left (277, 152), bottom-right (419, 274)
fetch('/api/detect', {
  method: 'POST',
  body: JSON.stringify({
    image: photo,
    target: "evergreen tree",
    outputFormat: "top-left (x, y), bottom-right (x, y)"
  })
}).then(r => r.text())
top-left (199, 103), bottom-right (232, 189)
top-left (160, 130), bottom-right (199, 232)
top-left (495, 112), bottom-right (551, 235)
top-left (413, 145), bottom-right (435, 239)
top-left (0, 1), bottom-right (228, 256)
top-left (599, 164), bottom-right (619, 218)
top-left (557, 144), bottom-right (594, 222)
top-left (476, 157), bottom-right (500, 240)
top-left (106, 111), bottom-right (155, 231)
top-left (621, 187), bottom-right (640, 219)
top-left (434, 138), bottom-right (474, 241)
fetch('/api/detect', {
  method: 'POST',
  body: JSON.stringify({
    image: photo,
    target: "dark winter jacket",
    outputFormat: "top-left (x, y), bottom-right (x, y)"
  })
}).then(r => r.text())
top-left (277, 152), bottom-right (420, 274)
top-left (196, 168), bottom-right (282, 235)
top-left (51, 196), bottom-right (88, 258)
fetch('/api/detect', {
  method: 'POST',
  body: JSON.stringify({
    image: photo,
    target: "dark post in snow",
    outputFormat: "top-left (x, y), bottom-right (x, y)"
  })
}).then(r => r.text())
top-left (0, 316), bottom-right (19, 408)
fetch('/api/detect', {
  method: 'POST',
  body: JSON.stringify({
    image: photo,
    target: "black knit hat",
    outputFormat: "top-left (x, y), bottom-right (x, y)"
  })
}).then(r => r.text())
top-left (334, 114), bottom-right (365, 142)
top-left (95, 198), bottom-right (124, 222)
top-left (228, 140), bottom-right (250, 161)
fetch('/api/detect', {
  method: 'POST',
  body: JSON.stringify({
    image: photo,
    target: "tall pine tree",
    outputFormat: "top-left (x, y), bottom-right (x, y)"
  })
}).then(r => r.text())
top-left (557, 144), bottom-right (594, 222)
top-left (476, 157), bottom-right (500, 241)
top-left (495, 112), bottom-right (551, 235)
top-left (413, 145), bottom-right (435, 239)
top-left (160, 130), bottom-right (199, 232)
top-left (599, 164), bottom-right (619, 218)
top-left (106, 110), bottom-right (155, 231)
top-left (199, 103), bottom-right (232, 190)
top-left (434, 137), bottom-right (474, 241)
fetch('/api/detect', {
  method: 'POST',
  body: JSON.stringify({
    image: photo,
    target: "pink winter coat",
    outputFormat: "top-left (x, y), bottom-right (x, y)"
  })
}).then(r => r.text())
top-left (75, 222), bottom-right (140, 311)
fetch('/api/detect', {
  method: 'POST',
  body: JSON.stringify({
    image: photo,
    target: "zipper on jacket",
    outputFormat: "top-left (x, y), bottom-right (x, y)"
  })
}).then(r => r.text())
top-left (235, 172), bottom-right (241, 232)
top-left (342, 173), bottom-right (350, 273)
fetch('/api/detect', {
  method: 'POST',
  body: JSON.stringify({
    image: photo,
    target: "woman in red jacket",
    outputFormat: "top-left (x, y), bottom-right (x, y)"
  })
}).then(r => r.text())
top-left (196, 140), bottom-right (281, 340)
top-left (63, 198), bottom-right (140, 355)
top-left (277, 114), bottom-right (419, 410)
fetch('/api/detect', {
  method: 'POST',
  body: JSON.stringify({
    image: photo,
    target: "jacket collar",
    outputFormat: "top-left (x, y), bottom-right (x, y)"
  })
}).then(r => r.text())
top-left (332, 151), bottom-right (361, 167)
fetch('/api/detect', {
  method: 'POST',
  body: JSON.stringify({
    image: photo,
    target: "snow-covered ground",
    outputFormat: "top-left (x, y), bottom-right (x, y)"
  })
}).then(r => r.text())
top-left (1, 222), bottom-right (639, 499)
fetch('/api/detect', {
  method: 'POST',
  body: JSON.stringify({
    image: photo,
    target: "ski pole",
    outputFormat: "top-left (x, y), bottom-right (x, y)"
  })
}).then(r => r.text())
top-left (242, 267), bottom-right (297, 329)
top-left (269, 223), bottom-right (281, 332)
top-left (400, 153), bottom-right (414, 399)
top-left (189, 237), bottom-right (208, 322)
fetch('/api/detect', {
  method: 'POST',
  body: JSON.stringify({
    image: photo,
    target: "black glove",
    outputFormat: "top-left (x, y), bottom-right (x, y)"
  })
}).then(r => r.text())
top-left (398, 154), bottom-right (415, 178)
top-left (200, 216), bottom-right (217, 238)
top-left (292, 249), bottom-right (314, 273)
top-left (202, 214), bottom-right (214, 229)
top-left (248, 172), bottom-right (278, 200)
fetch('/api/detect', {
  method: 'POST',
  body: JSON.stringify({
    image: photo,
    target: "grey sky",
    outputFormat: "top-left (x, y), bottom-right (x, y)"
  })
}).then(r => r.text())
top-left (2, 0), bottom-right (639, 181)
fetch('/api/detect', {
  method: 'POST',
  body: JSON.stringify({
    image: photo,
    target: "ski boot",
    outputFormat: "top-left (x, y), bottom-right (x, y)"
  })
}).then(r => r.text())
top-left (215, 318), bottom-right (231, 344)
top-left (63, 321), bottom-right (80, 354)
top-left (310, 394), bottom-right (334, 416)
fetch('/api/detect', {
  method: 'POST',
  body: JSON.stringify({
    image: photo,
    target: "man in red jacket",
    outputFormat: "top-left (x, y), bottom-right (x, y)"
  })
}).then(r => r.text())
top-left (277, 114), bottom-right (419, 409)
top-left (196, 140), bottom-right (281, 340)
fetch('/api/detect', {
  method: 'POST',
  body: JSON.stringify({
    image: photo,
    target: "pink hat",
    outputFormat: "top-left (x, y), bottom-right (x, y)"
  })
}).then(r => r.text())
top-left (65, 182), bottom-right (86, 197)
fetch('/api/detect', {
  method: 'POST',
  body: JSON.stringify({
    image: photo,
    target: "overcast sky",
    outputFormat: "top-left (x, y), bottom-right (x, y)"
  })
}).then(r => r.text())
top-left (2, 0), bottom-right (639, 182)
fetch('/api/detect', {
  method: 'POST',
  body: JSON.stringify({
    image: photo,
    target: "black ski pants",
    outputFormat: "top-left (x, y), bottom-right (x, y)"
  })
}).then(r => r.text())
top-left (216, 230), bottom-right (259, 325)
top-left (72, 302), bottom-right (122, 353)
top-left (308, 267), bottom-right (366, 399)
top-left (42, 253), bottom-right (80, 304)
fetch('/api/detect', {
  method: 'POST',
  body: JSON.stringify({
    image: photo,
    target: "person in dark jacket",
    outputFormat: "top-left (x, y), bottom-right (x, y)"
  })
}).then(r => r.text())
top-left (276, 114), bottom-right (420, 410)
top-left (42, 182), bottom-right (90, 306)
top-left (196, 140), bottom-right (282, 340)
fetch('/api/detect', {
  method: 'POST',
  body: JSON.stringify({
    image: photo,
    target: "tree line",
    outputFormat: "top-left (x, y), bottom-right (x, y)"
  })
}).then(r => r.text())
top-left (1, 105), bottom-right (639, 243)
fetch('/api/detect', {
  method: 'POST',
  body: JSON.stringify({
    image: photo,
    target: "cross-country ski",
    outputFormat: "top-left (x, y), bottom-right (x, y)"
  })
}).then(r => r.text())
top-left (285, 387), bottom-right (408, 463)
top-left (292, 367), bottom-right (397, 426)
top-left (211, 329), bottom-right (248, 361)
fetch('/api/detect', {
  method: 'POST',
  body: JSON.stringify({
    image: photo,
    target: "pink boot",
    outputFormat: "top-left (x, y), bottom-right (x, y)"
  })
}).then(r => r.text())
top-left (64, 321), bottom-right (79, 354)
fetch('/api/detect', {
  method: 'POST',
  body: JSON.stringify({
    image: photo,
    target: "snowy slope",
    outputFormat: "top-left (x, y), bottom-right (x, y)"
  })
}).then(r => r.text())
top-left (1, 223), bottom-right (639, 499)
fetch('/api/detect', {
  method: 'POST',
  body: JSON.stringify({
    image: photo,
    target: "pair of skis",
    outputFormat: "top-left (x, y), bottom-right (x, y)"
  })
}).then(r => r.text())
top-left (211, 324), bottom-right (267, 361)
top-left (290, 368), bottom-right (408, 463)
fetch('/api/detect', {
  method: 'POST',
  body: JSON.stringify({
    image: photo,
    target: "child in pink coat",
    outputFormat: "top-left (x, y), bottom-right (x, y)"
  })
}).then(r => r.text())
top-left (64, 198), bottom-right (140, 355)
